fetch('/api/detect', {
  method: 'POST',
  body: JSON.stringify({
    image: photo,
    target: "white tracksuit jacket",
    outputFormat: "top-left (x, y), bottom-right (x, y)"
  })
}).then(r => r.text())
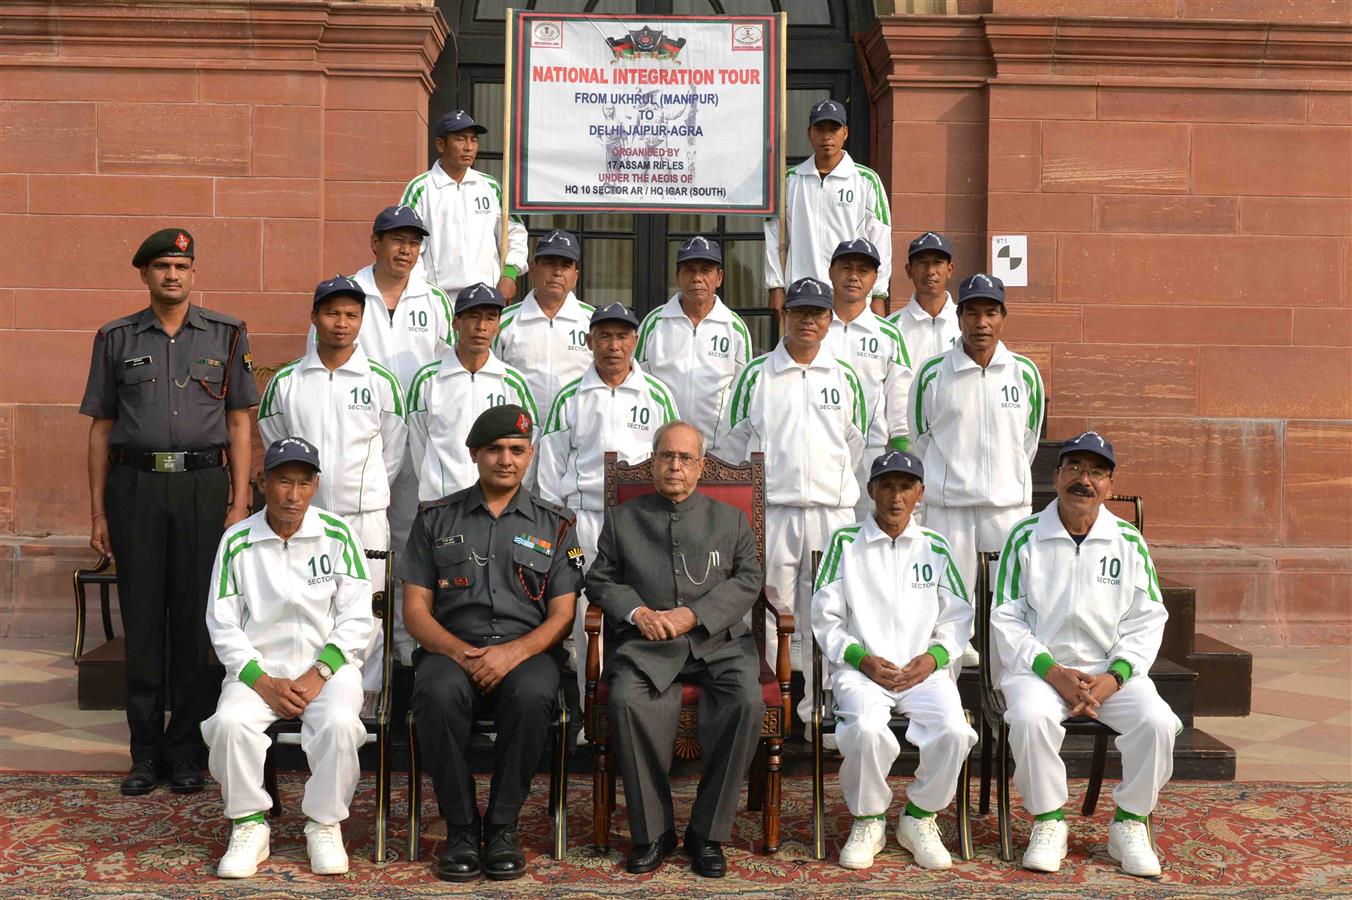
top-left (889, 293), bottom-right (961, 366)
top-left (207, 506), bottom-right (374, 684)
top-left (405, 348), bottom-right (538, 502)
top-left (812, 516), bottom-right (973, 674)
top-left (717, 342), bottom-right (867, 509)
top-left (635, 294), bottom-right (752, 451)
top-left (399, 163), bottom-right (529, 294)
top-left (909, 341), bottom-right (1045, 509)
top-left (493, 290), bottom-right (596, 420)
top-left (258, 346), bottom-right (407, 517)
top-left (534, 360), bottom-right (679, 514)
top-left (991, 499), bottom-right (1167, 682)
top-left (764, 153), bottom-right (893, 299)
top-left (826, 310), bottom-right (913, 452)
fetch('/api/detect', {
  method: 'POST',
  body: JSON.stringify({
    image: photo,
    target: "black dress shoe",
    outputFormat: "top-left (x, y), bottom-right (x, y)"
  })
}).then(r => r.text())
top-left (625, 828), bottom-right (678, 874)
top-left (483, 822), bottom-right (527, 881)
top-left (435, 825), bottom-right (482, 883)
top-left (683, 829), bottom-right (726, 879)
top-left (167, 760), bottom-right (204, 794)
top-left (120, 760), bottom-right (159, 796)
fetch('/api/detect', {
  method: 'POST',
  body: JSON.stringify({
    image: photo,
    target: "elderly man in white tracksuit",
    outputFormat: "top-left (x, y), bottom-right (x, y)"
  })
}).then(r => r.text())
top-left (889, 232), bottom-right (961, 362)
top-left (534, 302), bottom-right (680, 699)
top-left (992, 432), bottom-right (1180, 878)
top-left (825, 238), bottom-right (913, 519)
top-left (909, 273), bottom-right (1044, 598)
top-left (262, 275), bottom-right (406, 690)
top-left (718, 277), bottom-right (866, 732)
top-left (812, 450), bottom-right (976, 871)
top-left (405, 283), bottom-right (538, 502)
top-left (635, 236), bottom-right (753, 453)
top-left (202, 437), bottom-right (374, 880)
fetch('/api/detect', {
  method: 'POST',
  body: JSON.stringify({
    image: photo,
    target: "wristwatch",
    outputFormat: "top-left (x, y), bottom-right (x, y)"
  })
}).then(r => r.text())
top-left (1108, 669), bottom-right (1125, 688)
top-left (314, 661), bottom-right (334, 682)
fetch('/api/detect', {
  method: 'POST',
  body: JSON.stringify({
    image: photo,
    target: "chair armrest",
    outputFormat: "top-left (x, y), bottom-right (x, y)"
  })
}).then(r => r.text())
top-left (773, 608), bottom-right (795, 637)
top-left (774, 609), bottom-right (794, 687)
top-left (584, 604), bottom-right (603, 635)
top-left (584, 606), bottom-right (603, 687)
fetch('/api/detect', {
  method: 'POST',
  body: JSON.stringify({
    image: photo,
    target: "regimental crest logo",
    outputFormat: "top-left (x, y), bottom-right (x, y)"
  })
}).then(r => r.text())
top-left (607, 25), bottom-right (686, 60)
top-left (174, 232), bottom-right (190, 251)
top-left (532, 20), bottom-right (562, 49)
top-left (732, 23), bottom-right (763, 51)
top-left (516, 412), bottom-right (531, 434)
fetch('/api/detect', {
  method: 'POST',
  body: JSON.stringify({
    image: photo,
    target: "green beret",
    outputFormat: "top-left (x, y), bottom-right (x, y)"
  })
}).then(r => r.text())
top-left (132, 228), bottom-right (195, 268)
top-left (465, 404), bottom-right (534, 449)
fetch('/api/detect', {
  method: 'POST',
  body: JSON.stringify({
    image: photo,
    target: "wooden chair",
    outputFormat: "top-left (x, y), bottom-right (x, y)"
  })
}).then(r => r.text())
top-left (807, 551), bottom-right (975, 862)
top-left (262, 548), bottom-right (396, 864)
top-left (72, 555), bottom-right (117, 661)
top-left (583, 450), bottom-right (794, 854)
top-left (974, 494), bottom-right (1154, 861)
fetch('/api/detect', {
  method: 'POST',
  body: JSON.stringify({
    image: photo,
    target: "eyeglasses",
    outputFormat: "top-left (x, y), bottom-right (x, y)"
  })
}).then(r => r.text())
top-left (656, 451), bottom-right (702, 468)
top-left (1060, 462), bottom-right (1112, 481)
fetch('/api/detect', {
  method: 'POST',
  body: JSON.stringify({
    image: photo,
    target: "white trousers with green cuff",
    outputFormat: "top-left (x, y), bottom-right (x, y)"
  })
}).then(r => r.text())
top-left (202, 664), bottom-right (366, 824)
top-left (834, 668), bottom-right (976, 817)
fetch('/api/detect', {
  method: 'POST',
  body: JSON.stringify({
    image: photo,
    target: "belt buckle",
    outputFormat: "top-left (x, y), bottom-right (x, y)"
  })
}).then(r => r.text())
top-left (153, 452), bottom-right (183, 473)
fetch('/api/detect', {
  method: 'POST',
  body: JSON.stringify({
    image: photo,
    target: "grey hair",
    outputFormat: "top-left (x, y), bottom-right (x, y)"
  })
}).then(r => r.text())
top-left (652, 420), bottom-right (705, 458)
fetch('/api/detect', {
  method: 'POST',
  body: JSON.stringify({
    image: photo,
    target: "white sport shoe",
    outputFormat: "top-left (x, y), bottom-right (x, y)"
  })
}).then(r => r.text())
top-left (838, 817), bottom-right (888, 870)
top-left (1021, 818), bottom-right (1069, 873)
top-left (1108, 819), bottom-right (1161, 877)
top-left (896, 814), bottom-right (952, 870)
top-left (305, 820), bottom-right (349, 875)
top-left (802, 722), bottom-right (838, 751)
top-left (961, 643), bottom-right (980, 668)
top-left (217, 820), bottom-right (269, 879)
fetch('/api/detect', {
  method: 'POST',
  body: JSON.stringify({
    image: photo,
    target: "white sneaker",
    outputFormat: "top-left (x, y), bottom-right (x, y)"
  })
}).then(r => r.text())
top-left (217, 820), bottom-right (269, 879)
top-left (897, 814), bottom-right (952, 870)
top-left (802, 722), bottom-right (838, 751)
top-left (1021, 818), bottom-right (1068, 873)
top-left (838, 817), bottom-right (887, 870)
top-left (305, 820), bottom-right (349, 875)
top-left (1108, 819), bottom-right (1161, 877)
top-left (961, 643), bottom-right (980, 668)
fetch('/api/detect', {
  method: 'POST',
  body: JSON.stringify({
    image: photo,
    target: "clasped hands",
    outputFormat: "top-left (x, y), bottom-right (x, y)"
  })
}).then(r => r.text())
top-left (457, 642), bottom-right (528, 693)
top-left (1046, 664), bottom-right (1119, 718)
top-left (253, 668), bottom-right (326, 718)
top-left (631, 605), bottom-right (698, 641)
top-left (860, 651), bottom-right (937, 693)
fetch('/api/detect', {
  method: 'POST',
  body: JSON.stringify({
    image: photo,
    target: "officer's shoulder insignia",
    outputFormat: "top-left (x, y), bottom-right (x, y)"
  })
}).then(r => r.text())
top-left (242, 352), bottom-right (254, 373)
top-left (198, 308), bottom-right (245, 328)
top-left (567, 547), bottom-right (586, 570)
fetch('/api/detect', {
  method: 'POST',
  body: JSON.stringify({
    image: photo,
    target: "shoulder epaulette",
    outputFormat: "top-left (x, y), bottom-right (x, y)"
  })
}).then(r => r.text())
top-left (98, 311), bottom-right (144, 335)
top-left (199, 308), bottom-right (246, 328)
top-left (528, 493), bottom-right (574, 523)
top-left (417, 486), bottom-right (472, 513)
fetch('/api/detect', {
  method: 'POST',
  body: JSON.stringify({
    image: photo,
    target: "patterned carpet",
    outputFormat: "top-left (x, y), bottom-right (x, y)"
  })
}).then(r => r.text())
top-left (0, 774), bottom-right (1348, 897)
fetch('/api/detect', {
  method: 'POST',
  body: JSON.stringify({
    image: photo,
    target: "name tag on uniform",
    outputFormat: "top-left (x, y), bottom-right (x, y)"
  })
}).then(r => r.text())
top-left (124, 356), bottom-right (152, 369)
top-left (435, 535), bottom-right (464, 547)
top-left (515, 534), bottom-right (553, 556)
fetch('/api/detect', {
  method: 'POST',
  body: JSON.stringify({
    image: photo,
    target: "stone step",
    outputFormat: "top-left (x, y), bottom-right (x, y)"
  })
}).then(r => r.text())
top-left (1188, 632), bottom-right (1254, 717)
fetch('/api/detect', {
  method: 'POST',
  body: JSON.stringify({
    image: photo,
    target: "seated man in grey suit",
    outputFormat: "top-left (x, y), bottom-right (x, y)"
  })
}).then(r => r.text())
top-left (585, 420), bottom-right (765, 878)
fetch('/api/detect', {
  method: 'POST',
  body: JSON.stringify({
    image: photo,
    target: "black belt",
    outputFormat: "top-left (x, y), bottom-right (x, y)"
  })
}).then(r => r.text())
top-left (110, 448), bottom-right (224, 473)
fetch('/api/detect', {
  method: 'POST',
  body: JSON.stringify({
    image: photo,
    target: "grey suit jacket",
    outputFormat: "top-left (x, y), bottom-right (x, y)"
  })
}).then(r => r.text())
top-left (585, 490), bottom-right (764, 692)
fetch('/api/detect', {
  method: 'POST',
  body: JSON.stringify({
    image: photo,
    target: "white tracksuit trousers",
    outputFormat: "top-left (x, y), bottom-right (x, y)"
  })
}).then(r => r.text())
top-left (202, 665), bottom-right (367, 824)
top-left (569, 508), bottom-right (605, 703)
top-left (922, 503), bottom-right (1029, 597)
top-left (1003, 673), bottom-right (1179, 817)
top-left (834, 668), bottom-right (977, 816)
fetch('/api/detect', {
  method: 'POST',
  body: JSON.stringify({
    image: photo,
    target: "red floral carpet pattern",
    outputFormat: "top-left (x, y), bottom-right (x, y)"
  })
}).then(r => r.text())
top-left (0, 774), bottom-right (1348, 897)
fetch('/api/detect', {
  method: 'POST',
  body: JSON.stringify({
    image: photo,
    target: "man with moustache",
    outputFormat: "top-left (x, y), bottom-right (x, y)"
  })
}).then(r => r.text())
top-left (81, 227), bottom-right (259, 795)
top-left (888, 232), bottom-right (960, 364)
top-left (992, 433), bottom-right (1178, 878)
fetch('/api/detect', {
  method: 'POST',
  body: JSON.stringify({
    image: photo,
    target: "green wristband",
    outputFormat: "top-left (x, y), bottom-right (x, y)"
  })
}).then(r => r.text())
top-left (1109, 659), bottom-right (1133, 683)
top-left (1032, 652), bottom-right (1057, 680)
top-left (317, 643), bottom-right (346, 674)
top-left (240, 660), bottom-right (266, 688)
top-left (843, 643), bottom-right (868, 670)
top-left (926, 644), bottom-right (949, 669)
top-left (503, 264), bottom-right (520, 280)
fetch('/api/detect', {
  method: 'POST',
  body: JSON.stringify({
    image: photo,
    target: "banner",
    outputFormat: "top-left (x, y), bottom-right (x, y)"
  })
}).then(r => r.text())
top-left (508, 12), bottom-right (783, 215)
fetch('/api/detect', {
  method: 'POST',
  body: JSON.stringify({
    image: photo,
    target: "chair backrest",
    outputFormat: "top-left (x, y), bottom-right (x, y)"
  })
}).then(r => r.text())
top-left (604, 451), bottom-right (768, 650)
top-left (1108, 494), bottom-right (1144, 533)
top-left (975, 551), bottom-right (999, 697)
top-left (365, 548), bottom-right (396, 722)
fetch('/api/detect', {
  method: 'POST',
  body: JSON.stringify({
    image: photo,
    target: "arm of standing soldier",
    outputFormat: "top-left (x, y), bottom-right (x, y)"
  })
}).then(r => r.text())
top-left (87, 419), bottom-right (114, 559)
top-left (908, 360), bottom-right (933, 465)
top-left (404, 364), bottom-right (435, 493)
top-left (683, 512), bottom-right (762, 635)
top-left (864, 201), bottom-right (892, 301)
top-left (716, 365), bottom-right (757, 462)
top-left (374, 365), bottom-right (408, 484)
top-left (882, 329), bottom-right (914, 451)
top-left (842, 367), bottom-right (868, 470)
top-left (532, 394), bottom-right (573, 506)
top-left (225, 410), bottom-right (252, 524)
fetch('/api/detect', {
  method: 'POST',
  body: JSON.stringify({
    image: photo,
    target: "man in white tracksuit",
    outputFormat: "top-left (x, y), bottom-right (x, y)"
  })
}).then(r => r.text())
top-left (399, 110), bottom-right (528, 298)
top-left (635, 236), bottom-right (753, 452)
top-left (992, 432), bottom-right (1179, 878)
top-left (406, 283), bottom-right (538, 502)
top-left (260, 275), bottom-right (406, 689)
top-left (812, 450), bottom-right (976, 871)
top-left (718, 277), bottom-right (866, 730)
top-left (765, 99), bottom-right (892, 318)
top-left (888, 232), bottom-right (960, 363)
top-left (825, 238), bottom-right (913, 519)
top-left (202, 437), bottom-right (373, 880)
top-left (909, 273), bottom-right (1044, 596)
top-left (534, 302), bottom-right (680, 698)
top-left (494, 230), bottom-right (595, 419)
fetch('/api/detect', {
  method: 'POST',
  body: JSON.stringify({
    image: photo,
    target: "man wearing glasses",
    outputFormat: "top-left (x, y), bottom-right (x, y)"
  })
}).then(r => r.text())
top-left (991, 432), bottom-right (1180, 878)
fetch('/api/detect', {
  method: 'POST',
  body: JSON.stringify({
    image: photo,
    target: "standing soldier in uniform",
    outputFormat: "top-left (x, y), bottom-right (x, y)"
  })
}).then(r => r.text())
top-left (259, 275), bottom-right (407, 689)
top-left (494, 230), bottom-right (595, 419)
top-left (81, 228), bottom-right (259, 795)
top-left (825, 238), bottom-right (913, 519)
top-left (635, 236), bottom-right (752, 453)
top-left (888, 232), bottom-right (960, 366)
top-left (402, 406), bottom-right (584, 883)
top-left (765, 99), bottom-right (892, 318)
top-left (400, 110), bottom-right (529, 298)
top-left (406, 283), bottom-right (538, 502)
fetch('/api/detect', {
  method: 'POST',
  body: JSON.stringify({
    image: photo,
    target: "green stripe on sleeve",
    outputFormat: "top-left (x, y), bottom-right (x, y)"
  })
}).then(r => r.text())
top-left (369, 361), bottom-right (405, 418)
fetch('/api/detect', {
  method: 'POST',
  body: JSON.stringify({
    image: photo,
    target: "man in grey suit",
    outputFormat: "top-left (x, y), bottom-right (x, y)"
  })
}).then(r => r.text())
top-left (586, 420), bottom-right (765, 878)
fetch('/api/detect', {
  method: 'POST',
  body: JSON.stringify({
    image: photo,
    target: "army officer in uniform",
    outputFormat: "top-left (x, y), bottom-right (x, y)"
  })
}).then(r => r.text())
top-left (401, 405), bottom-right (583, 883)
top-left (80, 228), bottom-right (259, 795)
